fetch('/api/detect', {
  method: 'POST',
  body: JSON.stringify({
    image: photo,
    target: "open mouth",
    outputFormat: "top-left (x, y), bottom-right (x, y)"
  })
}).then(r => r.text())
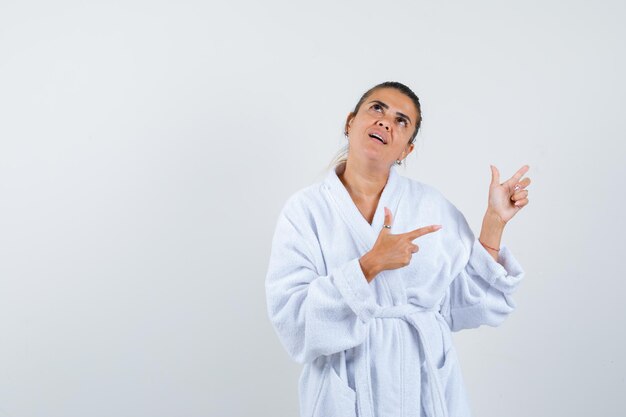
top-left (369, 133), bottom-right (386, 144)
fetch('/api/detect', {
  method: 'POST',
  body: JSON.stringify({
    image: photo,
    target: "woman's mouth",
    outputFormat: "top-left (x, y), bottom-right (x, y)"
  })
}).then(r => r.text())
top-left (368, 133), bottom-right (386, 144)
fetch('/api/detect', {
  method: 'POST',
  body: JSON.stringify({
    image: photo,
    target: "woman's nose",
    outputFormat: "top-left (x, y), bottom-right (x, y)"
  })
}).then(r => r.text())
top-left (377, 121), bottom-right (390, 131)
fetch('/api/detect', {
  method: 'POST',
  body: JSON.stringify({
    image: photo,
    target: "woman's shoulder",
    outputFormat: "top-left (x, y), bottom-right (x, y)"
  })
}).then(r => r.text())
top-left (278, 180), bottom-right (327, 218)
top-left (400, 175), bottom-right (462, 215)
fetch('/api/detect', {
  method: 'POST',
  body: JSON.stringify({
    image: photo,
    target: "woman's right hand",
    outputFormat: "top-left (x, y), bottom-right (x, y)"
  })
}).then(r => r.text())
top-left (359, 207), bottom-right (442, 282)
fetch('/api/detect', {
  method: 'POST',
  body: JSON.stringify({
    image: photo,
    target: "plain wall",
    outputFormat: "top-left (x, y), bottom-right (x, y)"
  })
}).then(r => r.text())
top-left (1, 0), bottom-right (624, 416)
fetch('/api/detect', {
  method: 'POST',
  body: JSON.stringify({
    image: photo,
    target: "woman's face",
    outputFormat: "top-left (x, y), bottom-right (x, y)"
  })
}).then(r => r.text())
top-left (345, 88), bottom-right (419, 168)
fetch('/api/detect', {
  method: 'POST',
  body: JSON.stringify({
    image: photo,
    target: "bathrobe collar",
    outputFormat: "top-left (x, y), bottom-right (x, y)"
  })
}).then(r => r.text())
top-left (324, 162), bottom-right (405, 250)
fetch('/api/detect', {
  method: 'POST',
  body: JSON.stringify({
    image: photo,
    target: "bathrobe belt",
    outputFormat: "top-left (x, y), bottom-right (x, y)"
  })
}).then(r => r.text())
top-left (354, 303), bottom-right (449, 417)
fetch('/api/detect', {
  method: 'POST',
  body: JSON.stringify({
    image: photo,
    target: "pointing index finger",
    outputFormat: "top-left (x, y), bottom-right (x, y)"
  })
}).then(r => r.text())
top-left (508, 165), bottom-right (530, 185)
top-left (403, 224), bottom-right (443, 240)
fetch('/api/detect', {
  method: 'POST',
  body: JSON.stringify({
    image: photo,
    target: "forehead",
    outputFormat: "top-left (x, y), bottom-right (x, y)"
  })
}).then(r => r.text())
top-left (364, 88), bottom-right (419, 120)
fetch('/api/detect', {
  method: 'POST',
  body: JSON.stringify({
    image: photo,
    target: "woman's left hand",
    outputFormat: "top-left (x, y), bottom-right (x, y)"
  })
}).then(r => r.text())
top-left (487, 164), bottom-right (531, 224)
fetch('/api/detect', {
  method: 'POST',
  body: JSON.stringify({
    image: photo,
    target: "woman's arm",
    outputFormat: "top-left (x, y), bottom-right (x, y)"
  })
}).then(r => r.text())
top-left (439, 215), bottom-right (525, 332)
top-left (439, 164), bottom-right (532, 331)
top-left (479, 209), bottom-right (506, 263)
top-left (478, 164), bottom-right (532, 262)
top-left (265, 205), bottom-right (379, 364)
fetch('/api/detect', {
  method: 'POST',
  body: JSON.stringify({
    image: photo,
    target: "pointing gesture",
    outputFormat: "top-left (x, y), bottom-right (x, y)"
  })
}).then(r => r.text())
top-left (488, 165), bottom-right (531, 224)
top-left (359, 207), bottom-right (442, 282)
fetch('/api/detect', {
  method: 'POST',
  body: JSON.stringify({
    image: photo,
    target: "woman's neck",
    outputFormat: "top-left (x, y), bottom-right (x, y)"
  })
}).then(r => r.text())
top-left (338, 159), bottom-right (389, 200)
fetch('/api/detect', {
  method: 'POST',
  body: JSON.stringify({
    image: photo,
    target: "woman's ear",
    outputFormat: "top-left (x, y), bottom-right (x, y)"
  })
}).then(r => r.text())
top-left (405, 143), bottom-right (415, 157)
top-left (344, 112), bottom-right (354, 136)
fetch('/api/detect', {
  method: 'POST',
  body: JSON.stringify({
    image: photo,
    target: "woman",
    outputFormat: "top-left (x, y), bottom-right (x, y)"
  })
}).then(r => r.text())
top-left (265, 81), bottom-right (530, 417)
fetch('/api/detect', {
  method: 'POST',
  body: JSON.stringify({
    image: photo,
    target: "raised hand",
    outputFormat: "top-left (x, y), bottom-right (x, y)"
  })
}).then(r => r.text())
top-left (359, 207), bottom-right (442, 282)
top-left (488, 165), bottom-right (531, 224)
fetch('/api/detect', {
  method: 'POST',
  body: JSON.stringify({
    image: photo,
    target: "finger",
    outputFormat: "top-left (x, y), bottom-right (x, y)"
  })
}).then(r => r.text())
top-left (404, 224), bottom-right (442, 240)
top-left (513, 177), bottom-right (531, 192)
top-left (510, 190), bottom-right (528, 201)
top-left (514, 197), bottom-right (529, 207)
top-left (382, 207), bottom-right (393, 233)
top-left (506, 165), bottom-right (530, 186)
top-left (411, 244), bottom-right (419, 253)
top-left (490, 165), bottom-right (500, 187)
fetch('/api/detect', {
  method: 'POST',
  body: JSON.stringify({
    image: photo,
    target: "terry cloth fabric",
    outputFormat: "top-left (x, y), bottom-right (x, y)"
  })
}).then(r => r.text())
top-left (265, 162), bottom-right (524, 417)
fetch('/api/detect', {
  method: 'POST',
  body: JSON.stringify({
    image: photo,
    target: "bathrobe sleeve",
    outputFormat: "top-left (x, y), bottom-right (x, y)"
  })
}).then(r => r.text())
top-left (438, 206), bottom-right (525, 332)
top-left (265, 200), bottom-right (379, 364)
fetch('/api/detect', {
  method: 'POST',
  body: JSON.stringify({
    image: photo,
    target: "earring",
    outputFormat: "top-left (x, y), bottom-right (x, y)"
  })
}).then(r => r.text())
top-left (395, 159), bottom-right (402, 165)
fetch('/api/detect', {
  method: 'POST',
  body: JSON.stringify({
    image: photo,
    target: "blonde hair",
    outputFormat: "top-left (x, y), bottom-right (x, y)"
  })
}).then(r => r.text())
top-left (326, 144), bottom-right (349, 172)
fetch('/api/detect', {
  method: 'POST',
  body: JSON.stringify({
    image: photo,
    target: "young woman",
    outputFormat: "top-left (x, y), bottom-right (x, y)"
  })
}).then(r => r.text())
top-left (265, 81), bottom-right (531, 417)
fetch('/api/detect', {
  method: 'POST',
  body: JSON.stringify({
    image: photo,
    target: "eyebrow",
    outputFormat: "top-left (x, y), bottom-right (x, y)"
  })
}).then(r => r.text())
top-left (367, 100), bottom-right (412, 125)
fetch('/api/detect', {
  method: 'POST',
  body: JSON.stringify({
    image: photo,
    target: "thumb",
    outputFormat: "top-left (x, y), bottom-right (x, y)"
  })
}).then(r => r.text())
top-left (490, 165), bottom-right (500, 187)
top-left (382, 207), bottom-right (393, 233)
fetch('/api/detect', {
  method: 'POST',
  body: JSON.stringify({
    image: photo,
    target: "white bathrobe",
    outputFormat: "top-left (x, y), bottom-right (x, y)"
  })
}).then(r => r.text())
top-left (265, 162), bottom-right (524, 417)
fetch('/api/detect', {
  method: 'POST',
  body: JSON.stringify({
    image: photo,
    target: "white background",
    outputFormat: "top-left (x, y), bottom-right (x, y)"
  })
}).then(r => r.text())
top-left (1, 0), bottom-right (625, 416)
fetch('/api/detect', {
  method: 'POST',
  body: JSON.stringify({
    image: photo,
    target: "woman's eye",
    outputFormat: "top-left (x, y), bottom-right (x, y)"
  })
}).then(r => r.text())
top-left (397, 118), bottom-right (408, 127)
top-left (371, 104), bottom-right (382, 112)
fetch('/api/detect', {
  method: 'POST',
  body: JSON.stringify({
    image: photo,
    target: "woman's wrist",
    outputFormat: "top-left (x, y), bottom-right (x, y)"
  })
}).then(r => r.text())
top-left (479, 209), bottom-right (505, 261)
top-left (359, 251), bottom-right (380, 283)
